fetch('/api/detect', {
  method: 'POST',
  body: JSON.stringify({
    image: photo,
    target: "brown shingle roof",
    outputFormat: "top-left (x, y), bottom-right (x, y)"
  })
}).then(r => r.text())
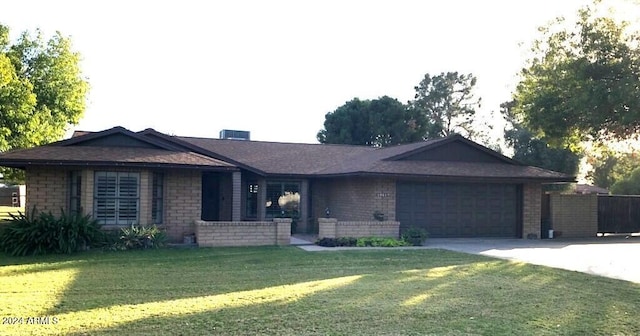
top-left (0, 127), bottom-right (575, 182)
top-left (176, 135), bottom-right (572, 182)
top-left (351, 161), bottom-right (572, 181)
top-left (176, 136), bottom-right (376, 175)
top-left (0, 146), bottom-right (236, 170)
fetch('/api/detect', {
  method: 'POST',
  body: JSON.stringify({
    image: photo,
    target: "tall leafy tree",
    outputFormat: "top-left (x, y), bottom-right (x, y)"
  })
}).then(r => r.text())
top-left (0, 25), bottom-right (89, 182)
top-left (505, 127), bottom-right (581, 175)
top-left (587, 146), bottom-right (640, 188)
top-left (610, 167), bottom-right (640, 195)
top-left (1, 26), bottom-right (89, 150)
top-left (317, 96), bottom-right (425, 147)
top-left (411, 72), bottom-right (481, 139)
top-left (368, 96), bottom-right (426, 146)
top-left (502, 101), bottom-right (581, 175)
top-left (511, 1), bottom-right (640, 147)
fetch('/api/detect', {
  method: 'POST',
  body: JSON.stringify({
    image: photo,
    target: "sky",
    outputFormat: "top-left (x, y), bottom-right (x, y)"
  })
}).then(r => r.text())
top-left (2, 0), bottom-right (635, 144)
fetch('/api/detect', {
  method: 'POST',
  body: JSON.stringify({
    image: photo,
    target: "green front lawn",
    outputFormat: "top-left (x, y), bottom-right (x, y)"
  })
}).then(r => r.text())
top-left (1, 247), bottom-right (639, 335)
top-left (0, 206), bottom-right (23, 221)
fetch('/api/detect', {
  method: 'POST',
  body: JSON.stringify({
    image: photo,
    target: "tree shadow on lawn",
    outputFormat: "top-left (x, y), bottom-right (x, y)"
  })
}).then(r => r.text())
top-left (44, 247), bottom-right (483, 316)
top-left (5, 246), bottom-right (640, 335)
top-left (64, 257), bottom-right (640, 336)
top-left (0, 258), bottom-right (89, 277)
top-left (0, 250), bottom-right (96, 268)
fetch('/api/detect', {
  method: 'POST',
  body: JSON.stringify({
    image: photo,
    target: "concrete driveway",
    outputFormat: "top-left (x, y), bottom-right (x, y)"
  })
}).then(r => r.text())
top-left (427, 237), bottom-right (640, 284)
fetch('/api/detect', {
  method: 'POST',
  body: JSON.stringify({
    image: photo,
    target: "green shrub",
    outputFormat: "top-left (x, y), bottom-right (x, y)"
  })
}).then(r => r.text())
top-left (356, 237), bottom-right (411, 247)
top-left (401, 227), bottom-right (429, 246)
top-left (316, 237), bottom-right (357, 247)
top-left (336, 237), bottom-right (356, 246)
top-left (0, 208), bottom-right (103, 256)
top-left (113, 225), bottom-right (167, 250)
top-left (316, 236), bottom-right (409, 247)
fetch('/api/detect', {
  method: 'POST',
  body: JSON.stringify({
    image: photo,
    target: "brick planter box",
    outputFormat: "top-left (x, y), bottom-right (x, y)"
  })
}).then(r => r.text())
top-left (318, 218), bottom-right (400, 239)
top-left (195, 218), bottom-right (291, 247)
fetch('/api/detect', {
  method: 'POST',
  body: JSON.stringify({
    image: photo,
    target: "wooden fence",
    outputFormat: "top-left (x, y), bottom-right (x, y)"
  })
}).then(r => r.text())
top-left (598, 195), bottom-right (640, 234)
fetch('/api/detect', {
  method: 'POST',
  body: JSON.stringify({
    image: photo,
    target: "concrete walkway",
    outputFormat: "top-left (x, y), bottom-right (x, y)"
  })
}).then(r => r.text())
top-left (290, 235), bottom-right (316, 246)
top-left (291, 235), bottom-right (640, 283)
top-left (426, 237), bottom-right (640, 284)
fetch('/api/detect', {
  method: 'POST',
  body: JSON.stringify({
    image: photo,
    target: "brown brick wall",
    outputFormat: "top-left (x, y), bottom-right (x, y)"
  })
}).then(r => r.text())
top-left (550, 194), bottom-right (598, 238)
top-left (312, 177), bottom-right (396, 222)
top-left (164, 170), bottom-right (202, 242)
top-left (318, 218), bottom-right (400, 239)
top-left (195, 218), bottom-right (291, 247)
top-left (24, 166), bottom-right (210, 243)
top-left (522, 183), bottom-right (542, 239)
top-left (25, 166), bottom-right (69, 217)
top-left (318, 218), bottom-right (337, 238)
top-left (337, 221), bottom-right (400, 238)
top-left (27, 167), bottom-right (161, 221)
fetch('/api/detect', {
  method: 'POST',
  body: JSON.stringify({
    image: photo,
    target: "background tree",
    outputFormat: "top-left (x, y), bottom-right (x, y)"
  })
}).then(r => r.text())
top-left (587, 146), bottom-right (639, 188)
top-left (0, 25), bottom-right (88, 182)
top-left (410, 72), bottom-right (480, 139)
top-left (317, 96), bottom-right (425, 147)
top-left (317, 98), bottom-right (370, 146)
top-left (610, 167), bottom-right (640, 195)
top-left (510, 1), bottom-right (640, 148)
top-left (505, 127), bottom-right (581, 175)
top-left (502, 101), bottom-right (581, 175)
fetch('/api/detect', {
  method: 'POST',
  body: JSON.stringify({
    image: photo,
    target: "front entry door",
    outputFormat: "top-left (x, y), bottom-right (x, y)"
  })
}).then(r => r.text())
top-left (201, 172), bottom-right (220, 221)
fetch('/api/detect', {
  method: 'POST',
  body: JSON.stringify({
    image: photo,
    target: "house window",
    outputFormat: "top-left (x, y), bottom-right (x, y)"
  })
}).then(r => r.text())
top-left (152, 172), bottom-right (164, 224)
top-left (245, 181), bottom-right (258, 219)
top-left (94, 171), bottom-right (140, 225)
top-left (69, 171), bottom-right (82, 215)
top-left (265, 182), bottom-right (300, 219)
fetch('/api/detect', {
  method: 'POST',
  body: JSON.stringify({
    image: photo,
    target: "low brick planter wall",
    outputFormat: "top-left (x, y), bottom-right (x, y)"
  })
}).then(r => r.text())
top-left (318, 218), bottom-right (400, 239)
top-left (195, 218), bottom-right (291, 247)
top-left (550, 194), bottom-right (598, 238)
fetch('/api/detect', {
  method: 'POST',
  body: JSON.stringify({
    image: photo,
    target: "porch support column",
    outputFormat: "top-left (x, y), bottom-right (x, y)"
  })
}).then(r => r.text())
top-left (257, 178), bottom-right (266, 221)
top-left (299, 179), bottom-right (309, 233)
top-left (522, 183), bottom-right (542, 239)
top-left (232, 171), bottom-right (241, 221)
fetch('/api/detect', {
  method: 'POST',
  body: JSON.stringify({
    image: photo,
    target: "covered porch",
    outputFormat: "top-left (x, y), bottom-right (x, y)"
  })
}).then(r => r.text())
top-left (195, 170), bottom-right (305, 246)
top-left (204, 170), bottom-right (310, 230)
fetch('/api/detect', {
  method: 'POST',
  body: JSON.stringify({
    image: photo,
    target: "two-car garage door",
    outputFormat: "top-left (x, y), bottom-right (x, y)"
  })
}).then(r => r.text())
top-left (396, 182), bottom-right (521, 238)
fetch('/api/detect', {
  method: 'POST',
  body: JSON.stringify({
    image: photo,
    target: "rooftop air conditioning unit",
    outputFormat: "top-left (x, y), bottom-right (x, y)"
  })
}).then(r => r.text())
top-left (219, 129), bottom-right (250, 140)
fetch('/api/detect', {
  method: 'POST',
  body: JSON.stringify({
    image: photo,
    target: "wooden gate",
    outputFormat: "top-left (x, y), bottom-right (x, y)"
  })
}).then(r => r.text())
top-left (598, 195), bottom-right (640, 233)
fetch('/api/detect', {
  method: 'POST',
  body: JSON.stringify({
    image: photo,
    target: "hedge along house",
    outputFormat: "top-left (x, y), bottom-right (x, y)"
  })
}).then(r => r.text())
top-left (0, 126), bottom-right (574, 245)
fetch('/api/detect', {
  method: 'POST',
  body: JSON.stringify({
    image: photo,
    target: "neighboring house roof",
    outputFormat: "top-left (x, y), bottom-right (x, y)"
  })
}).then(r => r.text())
top-left (0, 126), bottom-right (575, 182)
top-left (575, 184), bottom-right (610, 195)
top-left (71, 130), bottom-right (92, 138)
